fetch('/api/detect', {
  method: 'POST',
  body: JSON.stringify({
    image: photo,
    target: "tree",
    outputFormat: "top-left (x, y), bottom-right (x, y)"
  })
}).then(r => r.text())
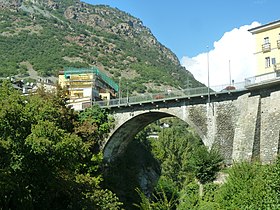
top-left (75, 105), bottom-right (114, 149)
top-left (0, 82), bottom-right (122, 209)
top-left (135, 118), bottom-right (223, 209)
top-left (150, 118), bottom-right (222, 187)
top-left (189, 147), bottom-right (223, 184)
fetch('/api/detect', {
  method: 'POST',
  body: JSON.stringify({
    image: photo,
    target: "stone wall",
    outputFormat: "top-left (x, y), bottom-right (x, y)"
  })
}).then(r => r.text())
top-left (104, 89), bottom-right (280, 164)
top-left (259, 91), bottom-right (280, 163)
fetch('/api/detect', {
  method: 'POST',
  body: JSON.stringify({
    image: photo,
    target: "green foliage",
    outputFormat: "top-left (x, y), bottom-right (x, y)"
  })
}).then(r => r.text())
top-left (135, 183), bottom-right (178, 210)
top-left (141, 118), bottom-right (279, 209)
top-left (189, 147), bottom-right (223, 184)
top-left (154, 176), bottom-right (179, 205)
top-left (150, 119), bottom-right (221, 187)
top-left (135, 118), bottom-right (223, 209)
top-left (76, 105), bottom-right (114, 148)
top-left (177, 181), bottom-right (200, 210)
top-left (134, 188), bottom-right (153, 210)
top-left (216, 160), bottom-right (280, 209)
top-left (176, 159), bottom-right (280, 210)
top-left (201, 183), bottom-right (219, 204)
top-left (90, 189), bottom-right (123, 210)
top-left (103, 139), bottom-right (160, 210)
top-left (268, 157), bottom-right (280, 203)
top-left (112, 118), bottom-right (279, 210)
top-left (0, 82), bottom-right (122, 209)
top-left (152, 184), bottom-right (178, 210)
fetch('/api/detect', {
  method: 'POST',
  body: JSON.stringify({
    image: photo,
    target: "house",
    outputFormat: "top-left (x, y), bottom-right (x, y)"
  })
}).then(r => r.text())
top-left (58, 67), bottom-right (119, 110)
top-left (249, 20), bottom-right (280, 75)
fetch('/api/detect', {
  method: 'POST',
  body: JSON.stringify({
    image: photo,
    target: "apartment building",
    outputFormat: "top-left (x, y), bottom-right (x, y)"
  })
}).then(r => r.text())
top-left (58, 67), bottom-right (119, 110)
top-left (249, 20), bottom-right (280, 75)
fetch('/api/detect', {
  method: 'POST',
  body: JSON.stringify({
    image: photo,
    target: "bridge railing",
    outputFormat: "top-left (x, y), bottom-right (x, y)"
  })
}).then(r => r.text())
top-left (244, 71), bottom-right (280, 86)
top-left (92, 81), bottom-right (247, 108)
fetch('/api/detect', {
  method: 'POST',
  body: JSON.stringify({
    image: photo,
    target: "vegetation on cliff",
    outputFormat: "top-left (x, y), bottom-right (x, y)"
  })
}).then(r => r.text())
top-left (0, 0), bottom-right (203, 93)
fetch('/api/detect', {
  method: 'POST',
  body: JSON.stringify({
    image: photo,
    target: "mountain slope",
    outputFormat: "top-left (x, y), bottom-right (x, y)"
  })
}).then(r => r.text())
top-left (0, 0), bottom-right (203, 93)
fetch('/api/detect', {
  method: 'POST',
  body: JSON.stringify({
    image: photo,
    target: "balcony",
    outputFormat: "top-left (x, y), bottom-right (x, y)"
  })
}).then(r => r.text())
top-left (274, 63), bottom-right (280, 71)
top-left (262, 43), bottom-right (271, 52)
top-left (277, 40), bottom-right (280, 49)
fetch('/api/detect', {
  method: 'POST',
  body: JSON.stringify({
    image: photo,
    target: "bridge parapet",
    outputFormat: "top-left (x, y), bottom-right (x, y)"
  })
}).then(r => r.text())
top-left (93, 81), bottom-right (247, 108)
top-left (245, 70), bottom-right (280, 89)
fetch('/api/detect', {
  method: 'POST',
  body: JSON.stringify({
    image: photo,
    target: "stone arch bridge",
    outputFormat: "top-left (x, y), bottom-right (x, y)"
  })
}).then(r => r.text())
top-left (97, 83), bottom-right (280, 164)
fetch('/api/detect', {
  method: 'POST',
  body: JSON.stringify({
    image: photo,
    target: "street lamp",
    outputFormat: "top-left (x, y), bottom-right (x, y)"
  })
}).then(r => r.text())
top-left (207, 46), bottom-right (210, 104)
top-left (229, 60), bottom-right (232, 86)
top-left (118, 76), bottom-right (121, 104)
top-left (126, 82), bottom-right (129, 103)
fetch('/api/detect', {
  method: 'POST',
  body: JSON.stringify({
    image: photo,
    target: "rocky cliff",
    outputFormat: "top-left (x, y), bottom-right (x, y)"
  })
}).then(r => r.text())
top-left (0, 0), bottom-right (203, 92)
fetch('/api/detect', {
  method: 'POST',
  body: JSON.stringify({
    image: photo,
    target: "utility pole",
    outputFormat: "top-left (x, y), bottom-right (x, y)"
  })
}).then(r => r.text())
top-left (207, 46), bottom-right (210, 104)
top-left (118, 76), bottom-right (121, 104)
top-left (207, 46), bottom-right (214, 115)
top-left (126, 82), bottom-right (129, 103)
top-left (229, 60), bottom-right (232, 86)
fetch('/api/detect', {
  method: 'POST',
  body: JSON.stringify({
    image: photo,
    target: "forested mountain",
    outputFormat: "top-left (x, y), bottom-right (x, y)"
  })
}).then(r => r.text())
top-left (0, 0), bottom-right (203, 93)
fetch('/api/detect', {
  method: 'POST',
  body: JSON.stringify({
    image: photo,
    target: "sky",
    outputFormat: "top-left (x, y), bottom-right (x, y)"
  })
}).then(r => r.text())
top-left (83, 0), bottom-right (280, 86)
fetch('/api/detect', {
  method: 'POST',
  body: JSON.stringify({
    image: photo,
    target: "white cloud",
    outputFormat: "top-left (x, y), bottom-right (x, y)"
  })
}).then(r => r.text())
top-left (181, 22), bottom-right (261, 88)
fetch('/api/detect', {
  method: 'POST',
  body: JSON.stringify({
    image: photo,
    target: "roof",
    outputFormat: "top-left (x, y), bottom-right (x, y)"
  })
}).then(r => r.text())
top-left (64, 67), bottom-right (119, 92)
top-left (248, 19), bottom-right (280, 34)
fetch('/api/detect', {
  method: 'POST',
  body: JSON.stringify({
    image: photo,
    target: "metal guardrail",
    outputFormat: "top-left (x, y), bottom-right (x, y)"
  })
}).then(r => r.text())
top-left (244, 70), bottom-right (280, 86)
top-left (66, 71), bottom-right (280, 109)
top-left (92, 81), bottom-right (247, 108)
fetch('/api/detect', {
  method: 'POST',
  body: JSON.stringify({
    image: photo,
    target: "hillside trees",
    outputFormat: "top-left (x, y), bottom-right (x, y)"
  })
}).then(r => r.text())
top-left (136, 118), bottom-right (223, 209)
top-left (0, 81), bottom-right (122, 209)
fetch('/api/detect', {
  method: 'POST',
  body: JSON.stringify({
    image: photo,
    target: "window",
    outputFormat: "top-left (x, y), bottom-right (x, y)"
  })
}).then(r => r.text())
top-left (272, 58), bottom-right (276, 65)
top-left (264, 37), bottom-right (269, 44)
top-left (265, 57), bottom-right (271, 68)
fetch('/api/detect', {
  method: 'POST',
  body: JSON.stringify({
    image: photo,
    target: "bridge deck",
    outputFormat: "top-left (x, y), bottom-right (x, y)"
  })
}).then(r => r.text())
top-left (93, 81), bottom-right (247, 108)
top-left (83, 71), bottom-right (280, 109)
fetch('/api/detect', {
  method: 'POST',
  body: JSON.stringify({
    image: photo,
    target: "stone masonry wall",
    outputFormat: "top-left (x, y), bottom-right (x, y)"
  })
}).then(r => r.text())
top-left (213, 101), bottom-right (238, 164)
top-left (260, 91), bottom-right (280, 163)
top-left (231, 94), bottom-right (260, 162)
top-left (105, 89), bottom-right (280, 164)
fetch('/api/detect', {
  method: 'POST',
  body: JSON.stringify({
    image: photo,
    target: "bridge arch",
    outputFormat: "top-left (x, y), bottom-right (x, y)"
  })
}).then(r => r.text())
top-left (103, 107), bottom-right (208, 162)
top-left (101, 86), bottom-right (280, 164)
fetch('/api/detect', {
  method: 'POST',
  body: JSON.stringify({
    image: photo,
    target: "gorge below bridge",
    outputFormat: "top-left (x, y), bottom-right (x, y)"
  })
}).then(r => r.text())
top-left (97, 81), bottom-right (280, 165)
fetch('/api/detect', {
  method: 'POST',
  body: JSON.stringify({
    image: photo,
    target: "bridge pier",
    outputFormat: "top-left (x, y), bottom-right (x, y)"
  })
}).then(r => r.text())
top-left (231, 94), bottom-right (260, 162)
top-left (259, 90), bottom-right (280, 163)
top-left (204, 103), bottom-right (216, 150)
